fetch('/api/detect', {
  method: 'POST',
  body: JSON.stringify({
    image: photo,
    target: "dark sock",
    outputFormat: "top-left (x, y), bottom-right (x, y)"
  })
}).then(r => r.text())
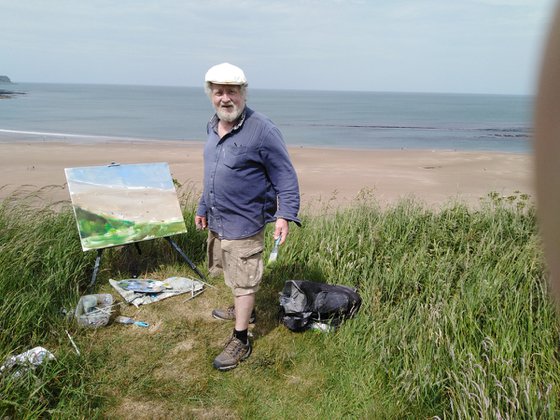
top-left (233, 328), bottom-right (248, 344)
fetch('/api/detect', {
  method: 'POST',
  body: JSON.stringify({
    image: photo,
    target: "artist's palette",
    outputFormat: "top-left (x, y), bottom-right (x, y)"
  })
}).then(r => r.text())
top-left (116, 279), bottom-right (166, 293)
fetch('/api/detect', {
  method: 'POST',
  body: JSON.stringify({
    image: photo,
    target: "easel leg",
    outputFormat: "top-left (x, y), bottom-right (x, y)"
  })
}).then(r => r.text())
top-left (130, 242), bottom-right (142, 278)
top-left (87, 249), bottom-right (104, 291)
top-left (165, 237), bottom-right (212, 287)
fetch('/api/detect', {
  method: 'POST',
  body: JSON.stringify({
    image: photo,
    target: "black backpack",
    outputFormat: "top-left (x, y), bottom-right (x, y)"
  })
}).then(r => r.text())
top-left (279, 280), bottom-right (362, 332)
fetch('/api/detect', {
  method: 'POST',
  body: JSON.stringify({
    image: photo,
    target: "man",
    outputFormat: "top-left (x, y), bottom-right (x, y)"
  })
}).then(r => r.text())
top-left (195, 63), bottom-right (301, 371)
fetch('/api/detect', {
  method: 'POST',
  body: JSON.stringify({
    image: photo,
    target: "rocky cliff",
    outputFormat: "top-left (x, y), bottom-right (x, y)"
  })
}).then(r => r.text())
top-left (0, 76), bottom-right (25, 99)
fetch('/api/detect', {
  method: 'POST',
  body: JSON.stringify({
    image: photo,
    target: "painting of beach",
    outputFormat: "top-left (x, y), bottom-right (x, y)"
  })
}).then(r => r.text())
top-left (64, 162), bottom-right (186, 251)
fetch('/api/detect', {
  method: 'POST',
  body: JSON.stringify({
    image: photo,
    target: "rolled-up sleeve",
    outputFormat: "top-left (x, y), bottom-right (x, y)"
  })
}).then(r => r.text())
top-left (196, 195), bottom-right (207, 218)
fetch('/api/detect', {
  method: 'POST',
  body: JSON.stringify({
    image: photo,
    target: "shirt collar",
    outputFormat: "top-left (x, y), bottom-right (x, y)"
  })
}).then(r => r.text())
top-left (210, 107), bottom-right (247, 133)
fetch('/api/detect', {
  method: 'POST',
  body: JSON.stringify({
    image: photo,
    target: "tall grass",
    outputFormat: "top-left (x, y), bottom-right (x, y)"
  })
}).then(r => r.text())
top-left (0, 188), bottom-right (558, 418)
top-left (0, 188), bottom-right (205, 418)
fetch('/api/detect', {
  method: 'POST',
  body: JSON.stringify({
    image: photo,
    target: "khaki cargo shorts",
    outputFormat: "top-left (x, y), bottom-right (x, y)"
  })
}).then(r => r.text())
top-left (207, 229), bottom-right (264, 297)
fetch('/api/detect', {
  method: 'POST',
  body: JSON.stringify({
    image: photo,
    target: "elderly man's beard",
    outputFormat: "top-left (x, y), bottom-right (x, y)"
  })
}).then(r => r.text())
top-left (216, 103), bottom-right (243, 123)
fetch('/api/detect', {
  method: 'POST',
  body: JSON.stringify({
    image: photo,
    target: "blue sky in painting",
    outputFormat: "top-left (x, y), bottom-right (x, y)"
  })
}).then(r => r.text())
top-left (65, 162), bottom-right (175, 190)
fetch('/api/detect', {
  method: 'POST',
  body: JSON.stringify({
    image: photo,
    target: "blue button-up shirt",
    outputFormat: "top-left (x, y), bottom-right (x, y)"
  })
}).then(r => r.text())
top-left (197, 106), bottom-right (301, 240)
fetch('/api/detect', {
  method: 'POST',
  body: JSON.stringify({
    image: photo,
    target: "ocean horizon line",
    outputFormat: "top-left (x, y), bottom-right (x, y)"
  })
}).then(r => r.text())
top-left (3, 80), bottom-right (533, 98)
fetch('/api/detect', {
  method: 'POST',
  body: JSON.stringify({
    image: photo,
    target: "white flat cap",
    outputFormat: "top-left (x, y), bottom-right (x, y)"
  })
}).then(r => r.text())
top-left (204, 63), bottom-right (247, 85)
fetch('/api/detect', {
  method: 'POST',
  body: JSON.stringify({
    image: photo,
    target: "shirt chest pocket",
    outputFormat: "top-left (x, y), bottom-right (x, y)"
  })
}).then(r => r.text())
top-left (223, 144), bottom-right (249, 169)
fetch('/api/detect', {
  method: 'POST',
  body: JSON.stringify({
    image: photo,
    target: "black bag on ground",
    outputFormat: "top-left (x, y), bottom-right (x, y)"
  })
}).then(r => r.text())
top-left (279, 280), bottom-right (362, 332)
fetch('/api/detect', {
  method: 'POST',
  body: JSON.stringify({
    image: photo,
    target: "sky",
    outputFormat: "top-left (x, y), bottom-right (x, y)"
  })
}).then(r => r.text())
top-left (1, 0), bottom-right (557, 95)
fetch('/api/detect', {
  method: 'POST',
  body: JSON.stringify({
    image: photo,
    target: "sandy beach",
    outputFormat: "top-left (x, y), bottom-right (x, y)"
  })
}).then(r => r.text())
top-left (0, 136), bottom-right (534, 212)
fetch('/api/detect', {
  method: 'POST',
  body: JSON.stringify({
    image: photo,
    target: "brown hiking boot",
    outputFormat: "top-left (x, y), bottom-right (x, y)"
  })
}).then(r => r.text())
top-left (211, 306), bottom-right (256, 323)
top-left (213, 336), bottom-right (252, 371)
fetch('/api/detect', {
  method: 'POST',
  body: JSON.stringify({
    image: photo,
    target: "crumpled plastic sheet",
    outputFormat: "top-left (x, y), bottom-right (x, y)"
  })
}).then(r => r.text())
top-left (109, 276), bottom-right (204, 307)
top-left (0, 346), bottom-right (56, 378)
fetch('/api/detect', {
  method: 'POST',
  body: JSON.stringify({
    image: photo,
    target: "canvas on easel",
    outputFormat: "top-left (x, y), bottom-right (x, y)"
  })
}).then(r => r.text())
top-left (65, 161), bottom-right (209, 295)
top-left (65, 162), bottom-right (186, 251)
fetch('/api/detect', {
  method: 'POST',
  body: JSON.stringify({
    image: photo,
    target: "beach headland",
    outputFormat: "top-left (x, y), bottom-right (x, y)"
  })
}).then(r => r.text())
top-left (0, 133), bottom-right (534, 212)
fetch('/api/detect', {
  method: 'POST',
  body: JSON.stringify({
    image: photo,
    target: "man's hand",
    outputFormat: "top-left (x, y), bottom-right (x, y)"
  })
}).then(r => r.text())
top-left (195, 215), bottom-right (207, 230)
top-left (274, 218), bottom-right (289, 245)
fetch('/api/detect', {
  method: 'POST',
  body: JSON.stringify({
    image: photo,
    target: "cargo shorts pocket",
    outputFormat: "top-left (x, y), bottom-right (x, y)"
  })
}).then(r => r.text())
top-left (235, 245), bottom-right (264, 289)
top-left (222, 242), bottom-right (264, 290)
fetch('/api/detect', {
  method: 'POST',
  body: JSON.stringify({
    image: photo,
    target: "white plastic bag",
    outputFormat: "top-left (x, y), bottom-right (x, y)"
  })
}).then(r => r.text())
top-left (0, 346), bottom-right (56, 378)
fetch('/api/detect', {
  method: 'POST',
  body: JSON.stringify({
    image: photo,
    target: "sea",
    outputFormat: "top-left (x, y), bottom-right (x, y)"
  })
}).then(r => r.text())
top-left (0, 82), bottom-right (533, 152)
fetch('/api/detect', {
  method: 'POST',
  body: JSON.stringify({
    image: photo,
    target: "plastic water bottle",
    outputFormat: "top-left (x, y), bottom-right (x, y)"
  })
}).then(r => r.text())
top-left (115, 316), bottom-right (149, 327)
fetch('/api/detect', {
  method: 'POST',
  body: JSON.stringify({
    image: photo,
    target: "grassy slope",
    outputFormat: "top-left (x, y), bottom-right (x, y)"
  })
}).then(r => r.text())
top-left (0, 190), bottom-right (558, 418)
